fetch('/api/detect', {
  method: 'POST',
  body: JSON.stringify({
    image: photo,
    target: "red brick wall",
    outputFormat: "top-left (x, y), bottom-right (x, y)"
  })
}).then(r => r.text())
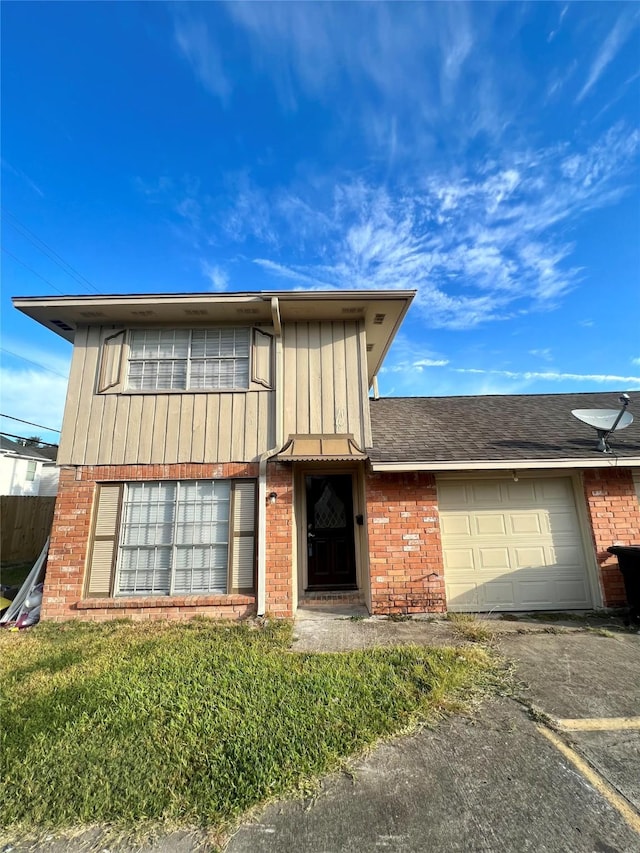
top-left (264, 463), bottom-right (294, 617)
top-left (366, 471), bottom-right (446, 615)
top-left (43, 463), bottom-right (259, 622)
top-left (583, 468), bottom-right (640, 607)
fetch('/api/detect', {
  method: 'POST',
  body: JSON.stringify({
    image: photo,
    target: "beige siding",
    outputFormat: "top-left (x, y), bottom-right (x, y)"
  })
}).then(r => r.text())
top-left (57, 325), bottom-right (275, 465)
top-left (282, 321), bottom-right (370, 448)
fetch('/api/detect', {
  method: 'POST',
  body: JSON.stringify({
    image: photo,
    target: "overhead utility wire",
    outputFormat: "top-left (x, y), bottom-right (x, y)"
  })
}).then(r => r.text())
top-left (0, 431), bottom-right (59, 447)
top-left (2, 207), bottom-right (102, 294)
top-left (0, 413), bottom-right (61, 433)
top-left (2, 247), bottom-right (67, 295)
top-left (1, 348), bottom-right (68, 379)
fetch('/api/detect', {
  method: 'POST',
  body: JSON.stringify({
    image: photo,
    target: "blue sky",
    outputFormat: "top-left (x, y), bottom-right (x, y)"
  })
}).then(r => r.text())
top-left (1, 1), bottom-right (639, 445)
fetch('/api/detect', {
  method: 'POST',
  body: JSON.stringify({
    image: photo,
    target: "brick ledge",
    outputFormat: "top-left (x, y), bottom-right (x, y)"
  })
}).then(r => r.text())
top-left (77, 594), bottom-right (256, 610)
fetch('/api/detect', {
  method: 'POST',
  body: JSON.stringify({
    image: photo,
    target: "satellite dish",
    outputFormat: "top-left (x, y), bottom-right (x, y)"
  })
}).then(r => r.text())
top-left (572, 394), bottom-right (633, 453)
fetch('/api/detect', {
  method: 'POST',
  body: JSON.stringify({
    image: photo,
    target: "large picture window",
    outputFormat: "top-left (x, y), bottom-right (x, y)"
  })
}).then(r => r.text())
top-left (116, 480), bottom-right (231, 595)
top-left (127, 328), bottom-right (250, 391)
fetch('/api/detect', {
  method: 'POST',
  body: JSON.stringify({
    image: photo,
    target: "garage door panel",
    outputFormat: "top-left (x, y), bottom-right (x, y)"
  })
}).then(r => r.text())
top-left (510, 513), bottom-right (542, 535)
top-left (478, 547), bottom-right (511, 570)
top-left (550, 544), bottom-right (585, 567)
top-left (476, 514), bottom-right (507, 535)
top-left (512, 545), bottom-right (547, 569)
top-left (484, 581), bottom-right (516, 607)
top-left (517, 578), bottom-right (556, 608)
top-left (548, 510), bottom-right (581, 535)
top-left (443, 548), bottom-right (475, 570)
top-left (505, 481), bottom-right (537, 503)
top-left (437, 483), bottom-right (468, 508)
top-left (439, 477), bottom-right (592, 612)
top-left (445, 582), bottom-right (479, 608)
top-left (538, 479), bottom-right (573, 501)
top-left (440, 515), bottom-right (471, 536)
top-left (555, 578), bottom-right (590, 607)
top-left (470, 482), bottom-right (502, 503)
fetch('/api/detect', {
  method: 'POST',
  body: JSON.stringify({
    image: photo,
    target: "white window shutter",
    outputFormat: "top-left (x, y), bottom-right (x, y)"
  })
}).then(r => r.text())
top-left (98, 330), bottom-right (125, 392)
top-left (252, 328), bottom-right (273, 388)
top-left (86, 484), bottom-right (122, 596)
top-left (230, 481), bottom-right (256, 592)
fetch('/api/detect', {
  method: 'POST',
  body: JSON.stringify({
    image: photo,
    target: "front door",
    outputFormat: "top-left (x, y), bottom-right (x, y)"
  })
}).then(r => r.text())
top-left (306, 474), bottom-right (357, 590)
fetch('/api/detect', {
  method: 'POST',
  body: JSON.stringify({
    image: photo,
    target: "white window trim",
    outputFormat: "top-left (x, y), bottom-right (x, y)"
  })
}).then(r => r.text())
top-left (125, 328), bottom-right (251, 393)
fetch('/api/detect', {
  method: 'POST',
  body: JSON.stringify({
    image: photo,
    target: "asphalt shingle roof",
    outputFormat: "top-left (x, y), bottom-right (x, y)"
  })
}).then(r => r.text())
top-left (369, 392), bottom-right (640, 463)
top-left (0, 436), bottom-right (58, 461)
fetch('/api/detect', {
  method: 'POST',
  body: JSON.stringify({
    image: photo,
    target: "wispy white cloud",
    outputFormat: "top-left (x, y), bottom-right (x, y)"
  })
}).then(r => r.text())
top-left (529, 349), bottom-right (553, 361)
top-left (453, 368), bottom-right (640, 385)
top-left (1, 158), bottom-right (44, 198)
top-left (226, 123), bottom-right (639, 329)
top-left (547, 4), bottom-right (569, 43)
top-left (201, 262), bottom-right (229, 291)
top-left (173, 14), bottom-right (231, 102)
top-left (632, 357), bottom-right (640, 366)
top-left (577, 13), bottom-right (639, 102)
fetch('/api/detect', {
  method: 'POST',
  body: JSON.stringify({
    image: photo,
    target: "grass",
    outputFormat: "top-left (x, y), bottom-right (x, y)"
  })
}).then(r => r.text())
top-left (445, 613), bottom-right (495, 643)
top-left (0, 619), bottom-right (500, 839)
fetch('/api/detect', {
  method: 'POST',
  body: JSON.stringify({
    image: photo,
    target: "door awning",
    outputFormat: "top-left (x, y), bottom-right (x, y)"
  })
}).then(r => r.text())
top-left (276, 434), bottom-right (368, 462)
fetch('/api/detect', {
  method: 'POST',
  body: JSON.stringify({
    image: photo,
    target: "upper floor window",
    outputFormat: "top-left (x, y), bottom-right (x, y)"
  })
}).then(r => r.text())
top-left (127, 329), bottom-right (250, 391)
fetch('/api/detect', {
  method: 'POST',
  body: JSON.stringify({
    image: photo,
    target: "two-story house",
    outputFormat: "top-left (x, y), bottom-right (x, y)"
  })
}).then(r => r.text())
top-left (14, 289), bottom-right (640, 621)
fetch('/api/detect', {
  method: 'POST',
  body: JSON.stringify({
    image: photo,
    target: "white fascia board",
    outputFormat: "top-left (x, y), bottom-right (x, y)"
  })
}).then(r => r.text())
top-left (370, 457), bottom-right (640, 472)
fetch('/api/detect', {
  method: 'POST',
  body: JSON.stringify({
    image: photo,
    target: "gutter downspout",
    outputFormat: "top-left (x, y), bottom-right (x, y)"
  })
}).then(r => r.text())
top-left (257, 296), bottom-right (284, 616)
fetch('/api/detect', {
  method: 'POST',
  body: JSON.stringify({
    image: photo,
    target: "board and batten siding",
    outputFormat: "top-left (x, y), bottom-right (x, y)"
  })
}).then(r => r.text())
top-left (282, 320), bottom-right (372, 449)
top-left (58, 326), bottom-right (275, 466)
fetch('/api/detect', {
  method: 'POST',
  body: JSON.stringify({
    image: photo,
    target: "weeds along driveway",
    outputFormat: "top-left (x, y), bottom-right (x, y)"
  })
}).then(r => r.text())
top-left (227, 614), bottom-right (640, 853)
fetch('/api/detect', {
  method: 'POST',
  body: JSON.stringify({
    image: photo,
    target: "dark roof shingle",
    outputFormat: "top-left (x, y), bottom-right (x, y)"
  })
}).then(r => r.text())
top-left (369, 392), bottom-right (640, 464)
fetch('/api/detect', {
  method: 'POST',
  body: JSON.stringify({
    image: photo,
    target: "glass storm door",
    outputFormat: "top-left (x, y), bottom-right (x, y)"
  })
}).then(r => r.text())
top-left (305, 474), bottom-right (356, 590)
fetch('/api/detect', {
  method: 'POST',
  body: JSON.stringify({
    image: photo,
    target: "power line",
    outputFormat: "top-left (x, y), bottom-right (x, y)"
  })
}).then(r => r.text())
top-left (2, 247), bottom-right (67, 295)
top-left (0, 413), bottom-right (61, 433)
top-left (0, 431), bottom-right (59, 447)
top-left (1, 348), bottom-right (69, 379)
top-left (2, 207), bottom-right (101, 294)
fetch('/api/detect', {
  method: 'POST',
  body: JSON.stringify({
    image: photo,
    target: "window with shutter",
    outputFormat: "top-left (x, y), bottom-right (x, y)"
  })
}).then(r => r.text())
top-left (108, 479), bottom-right (256, 597)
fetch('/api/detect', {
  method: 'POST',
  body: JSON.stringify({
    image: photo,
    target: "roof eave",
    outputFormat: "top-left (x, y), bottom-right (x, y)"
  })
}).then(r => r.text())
top-left (370, 457), bottom-right (640, 472)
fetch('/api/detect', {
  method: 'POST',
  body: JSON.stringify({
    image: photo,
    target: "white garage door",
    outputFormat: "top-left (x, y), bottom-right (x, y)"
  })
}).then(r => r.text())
top-left (438, 477), bottom-right (592, 612)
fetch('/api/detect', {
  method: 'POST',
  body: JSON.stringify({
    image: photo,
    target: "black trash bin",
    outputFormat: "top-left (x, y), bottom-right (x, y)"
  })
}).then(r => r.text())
top-left (607, 545), bottom-right (640, 624)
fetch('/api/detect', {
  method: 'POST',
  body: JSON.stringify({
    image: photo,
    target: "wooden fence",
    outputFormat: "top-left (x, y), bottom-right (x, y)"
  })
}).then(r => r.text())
top-left (1, 496), bottom-right (56, 564)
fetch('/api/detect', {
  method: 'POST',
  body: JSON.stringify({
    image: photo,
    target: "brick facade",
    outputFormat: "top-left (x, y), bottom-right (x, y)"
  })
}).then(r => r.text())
top-left (40, 461), bottom-right (640, 623)
top-left (582, 468), bottom-right (640, 607)
top-left (264, 463), bottom-right (294, 617)
top-left (43, 463), bottom-right (259, 622)
top-left (365, 471), bottom-right (446, 615)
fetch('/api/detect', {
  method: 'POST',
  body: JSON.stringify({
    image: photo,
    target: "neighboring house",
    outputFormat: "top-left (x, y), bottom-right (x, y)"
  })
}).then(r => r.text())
top-left (0, 437), bottom-right (59, 496)
top-left (13, 290), bottom-right (640, 622)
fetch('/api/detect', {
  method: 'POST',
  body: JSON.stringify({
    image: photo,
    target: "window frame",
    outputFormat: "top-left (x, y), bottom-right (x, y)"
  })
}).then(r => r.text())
top-left (125, 327), bottom-right (252, 393)
top-left (114, 479), bottom-right (232, 597)
top-left (25, 460), bottom-right (38, 482)
top-left (100, 478), bottom-right (257, 598)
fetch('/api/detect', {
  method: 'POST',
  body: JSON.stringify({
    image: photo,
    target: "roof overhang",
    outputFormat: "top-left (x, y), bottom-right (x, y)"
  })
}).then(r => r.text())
top-left (12, 289), bottom-right (415, 384)
top-left (370, 457), bottom-right (640, 472)
top-left (276, 434), bottom-right (367, 462)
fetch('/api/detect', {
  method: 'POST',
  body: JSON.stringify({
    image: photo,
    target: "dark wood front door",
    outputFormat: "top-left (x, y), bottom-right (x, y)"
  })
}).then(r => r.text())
top-left (306, 474), bottom-right (357, 590)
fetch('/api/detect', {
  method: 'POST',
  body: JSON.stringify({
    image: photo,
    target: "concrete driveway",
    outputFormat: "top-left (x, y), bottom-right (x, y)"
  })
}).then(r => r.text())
top-left (227, 621), bottom-right (640, 853)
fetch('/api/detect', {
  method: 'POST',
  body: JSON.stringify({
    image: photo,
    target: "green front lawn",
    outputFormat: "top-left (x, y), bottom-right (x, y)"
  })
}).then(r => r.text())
top-left (0, 619), bottom-right (499, 837)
